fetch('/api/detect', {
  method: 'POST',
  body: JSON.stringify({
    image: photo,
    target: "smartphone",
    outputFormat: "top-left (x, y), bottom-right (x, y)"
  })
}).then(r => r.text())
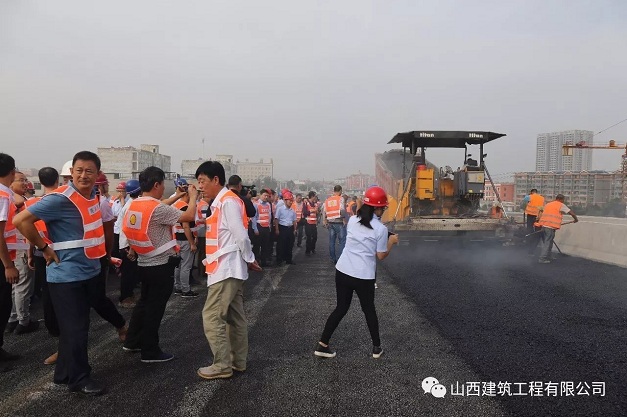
top-left (388, 231), bottom-right (396, 237)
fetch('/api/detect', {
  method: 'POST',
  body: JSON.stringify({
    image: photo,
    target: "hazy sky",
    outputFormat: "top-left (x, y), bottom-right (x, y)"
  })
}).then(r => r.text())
top-left (2, 0), bottom-right (626, 181)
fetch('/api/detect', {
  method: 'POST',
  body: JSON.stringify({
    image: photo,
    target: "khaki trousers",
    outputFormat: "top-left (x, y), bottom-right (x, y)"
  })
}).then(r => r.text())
top-left (202, 278), bottom-right (248, 372)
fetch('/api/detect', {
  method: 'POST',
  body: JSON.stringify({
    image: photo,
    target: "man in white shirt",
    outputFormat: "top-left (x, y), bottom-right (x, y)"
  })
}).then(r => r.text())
top-left (195, 161), bottom-right (260, 380)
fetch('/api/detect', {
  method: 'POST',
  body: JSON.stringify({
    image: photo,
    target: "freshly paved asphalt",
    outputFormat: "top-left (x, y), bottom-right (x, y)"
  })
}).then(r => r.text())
top-left (0, 230), bottom-right (625, 416)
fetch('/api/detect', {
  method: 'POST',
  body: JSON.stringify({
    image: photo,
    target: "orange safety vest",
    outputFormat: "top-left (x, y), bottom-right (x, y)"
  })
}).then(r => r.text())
top-left (256, 202), bottom-right (271, 228)
top-left (194, 199), bottom-right (209, 237)
top-left (172, 200), bottom-right (189, 235)
top-left (489, 206), bottom-right (503, 219)
top-left (48, 185), bottom-right (106, 259)
top-left (537, 200), bottom-right (565, 230)
top-left (525, 193), bottom-right (545, 216)
top-left (306, 201), bottom-right (318, 225)
top-left (346, 200), bottom-right (356, 216)
top-left (24, 197), bottom-right (52, 246)
top-left (324, 195), bottom-right (342, 220)
top-left (123, 197), bottom-right (178, 257)
top-left (0, 189), bottom-right (22, 261)
top-left (294, 202), bottom-right (303, 221)
top-left (204, 190), bottom-right (248, 275)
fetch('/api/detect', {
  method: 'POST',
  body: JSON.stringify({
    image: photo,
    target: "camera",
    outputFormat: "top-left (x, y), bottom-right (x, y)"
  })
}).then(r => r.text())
top-left (241, 184), bottom-right (257, 198)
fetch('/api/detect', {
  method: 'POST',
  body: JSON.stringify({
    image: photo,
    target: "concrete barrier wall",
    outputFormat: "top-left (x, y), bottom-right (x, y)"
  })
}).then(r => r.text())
top-left (554, 216), bottom-right (627, 268)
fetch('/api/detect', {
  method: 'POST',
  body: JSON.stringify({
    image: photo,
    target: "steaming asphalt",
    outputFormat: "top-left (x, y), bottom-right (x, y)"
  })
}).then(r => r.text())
top-left (1, 231), bottom-right (626, 417)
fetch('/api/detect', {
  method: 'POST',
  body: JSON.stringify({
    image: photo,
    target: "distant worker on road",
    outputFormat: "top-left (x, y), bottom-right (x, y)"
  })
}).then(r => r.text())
top-left (303, 191), bottom-right (320, 256)
top-left (536, 194), bottom-right (578, 264)
top-left (323, 185), bottom-right (346, 264)
top-left (522, 188), bottom-right (545, 255)
top-left (314, 186), bottom-right (398, 359)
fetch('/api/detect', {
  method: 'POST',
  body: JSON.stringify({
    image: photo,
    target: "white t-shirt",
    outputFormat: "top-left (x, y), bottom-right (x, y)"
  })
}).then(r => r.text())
top-left (336, 215), bottom-right (388, 280)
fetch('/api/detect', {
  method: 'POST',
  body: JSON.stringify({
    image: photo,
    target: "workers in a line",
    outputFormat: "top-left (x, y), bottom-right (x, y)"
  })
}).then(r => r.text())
top-left (535, 194), bottom-right (578, 264)
top-left (522, 188), bottom-right (545, 255)
top-left (274, 191), bottom-right (297, 266)
top-left (314, 186), bottom-right (398, 359)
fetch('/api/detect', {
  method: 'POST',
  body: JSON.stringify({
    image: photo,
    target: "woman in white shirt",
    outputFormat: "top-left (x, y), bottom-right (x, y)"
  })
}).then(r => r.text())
top-left (314, 186), bottom-right (398, 359)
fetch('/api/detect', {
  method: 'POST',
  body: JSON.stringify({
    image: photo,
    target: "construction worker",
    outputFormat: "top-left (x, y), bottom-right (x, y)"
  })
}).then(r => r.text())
top-left (293, 193), bottom-right (305, 248)
top-left (0, 153), bottom-right (21, 362)
top-left (489, 204), bottom-right (503, 219)
top-left (14, 151), bottom-right (111, 395)
top-left (303, 191), bottom-right (320, 256)
top-left (522, 188), bottom-right (545, 254)
top-left (323, 185), bottom-right (346, 264)
top-left (172, 178), bottom-right (198, 298)
top-left (251, 189), bottom-right (273, 267)
top-left (274, 191), bottom-right (297, 266)
top-left (314, 186), bottom-right (399, 359)
top-left (536, 194), bottom-right (578, 264)
top-left (195, 161), bottom-right (260, 380)
top-left (115, 179), bottom-right (141, 308)
top-left (122, 167), bottom-right (197, 363)
top-left (60, 160), bottom-right (72, 185)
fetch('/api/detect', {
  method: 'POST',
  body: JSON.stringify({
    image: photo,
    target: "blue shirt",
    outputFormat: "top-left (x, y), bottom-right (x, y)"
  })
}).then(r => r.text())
top-left (27, 184), bottom-right (101, 283)
top-left (275, 205), bottom-right (296, 227)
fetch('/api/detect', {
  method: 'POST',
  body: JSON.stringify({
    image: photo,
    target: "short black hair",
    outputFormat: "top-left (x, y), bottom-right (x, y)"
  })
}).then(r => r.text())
top-left (308, 191), bottom-right (316, 198)
top-left (334, 185), bottom-right (342, 192)
top-left (139, 166), bottom-right (165, 192)
top-left (228, 175), bottom-right (242, 187)
top-left (195, 161), bottom-right (225, 186)
top-left (530, 188), bottom-right (537, 193)
top-left (38, 167), bottom-right (59, 187)
top-left (0, 153), bottom-right (16, 177)
top-left (73, 151), bottom-right (101, 171)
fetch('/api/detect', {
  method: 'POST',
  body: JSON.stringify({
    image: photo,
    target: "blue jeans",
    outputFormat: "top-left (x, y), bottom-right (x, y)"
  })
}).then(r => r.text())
top-left (539, 227), bottom-right (556, 261)
top-left (328, 223), bottom-right (346, 262)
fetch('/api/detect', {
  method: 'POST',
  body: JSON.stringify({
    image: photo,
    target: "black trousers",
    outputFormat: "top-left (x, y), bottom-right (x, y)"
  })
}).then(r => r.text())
top-left (296, 220), bottom-right (305, 246)
top-left (119, 248), bottom-right (139, 302)
top-left (94, 258), bottom-right (125, 329)
top-left (0, 267), bottom-right (12, 348)
top-left (35, 256), bottom-right (59, 337)
top-left (526, 214), bottom-right (542, 254)
top-left (49, 275), bottom-right (101, 389)
top-left (277, 225), bottom-right (295, 263)
top-left (305, 223), bottom-right (317, 253)
top-left (124, 263), bottom-right (174, 358)
top-left (320, 269), bottom-right (380, 346)
top-left (257, 226), bottom-right (272, 266)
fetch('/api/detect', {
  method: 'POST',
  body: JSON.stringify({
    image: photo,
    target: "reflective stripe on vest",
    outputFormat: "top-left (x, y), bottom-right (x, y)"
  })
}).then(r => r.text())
top-left (173, 200), bottom-right (189, 234)
top-left (324, 196), bottom-right (341, 220)
top-left (194, 200), bottom-right (209, 236)
top-left (525, 194), bottom-right (545, 216)
top-left (24, 197), bottom-right (52, 245)
top-left (537, 201), bottom-right (564, 230)
top-left (45, 186), bottom-right (106, 259)
top-left (257, 203), bottom-right (271, 228)
top-left (123, 197), bottom-right (178, 258)
top-left (306, 202), bottom-right (318, 224)
top-left (204, 190), bottom-right (248, 275)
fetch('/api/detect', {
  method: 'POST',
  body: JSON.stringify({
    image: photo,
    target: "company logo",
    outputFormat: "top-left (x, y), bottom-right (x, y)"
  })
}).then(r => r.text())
top-left (129, 214), bottom-right (137, 226)
top-left (419, 132), bottom-right (435, 138)
top-left (422, 377), bottom-right (447, 398)
top-left (469, 133), bottom-right (484, 139)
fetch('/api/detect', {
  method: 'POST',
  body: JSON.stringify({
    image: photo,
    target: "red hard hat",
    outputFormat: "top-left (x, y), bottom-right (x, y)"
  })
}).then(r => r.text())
top-left (283, 191), bottom-right (294, 200)
top-left (116, 181), bottom-right (126, 190)
top-left (26, 181), bottom-right (35, 191)
top-left (95, 173), bottom-right (108, 185)
top-left (363, 186), bottom-right (387, 207)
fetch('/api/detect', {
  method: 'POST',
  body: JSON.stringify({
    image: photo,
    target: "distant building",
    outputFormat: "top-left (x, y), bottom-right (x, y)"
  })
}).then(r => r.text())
top-left (235, 158), bottom-right (273, 184)
top-left (536, 130), bottom-right (593, 172)
top-left (181, 158), bottom-right (204, 178)
top-left (215, 155), bottom-right (235, 179)
top-left (483, 183), bottom-right (515, 203)
top-left (98, 144), bottom-right (171, 179)
top-left (345, 173), bottom-right (376, 192)
top-left (514, 171), bottom-right (623, 207)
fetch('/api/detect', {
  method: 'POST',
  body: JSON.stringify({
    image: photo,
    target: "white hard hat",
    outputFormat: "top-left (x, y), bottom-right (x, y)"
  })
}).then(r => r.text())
top-left (60, 160), bottom-right (72, 176)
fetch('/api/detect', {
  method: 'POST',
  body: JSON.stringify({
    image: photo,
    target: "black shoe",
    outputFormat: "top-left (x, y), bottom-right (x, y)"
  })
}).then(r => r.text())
top-left (314, 343), bottom-right (336, 358)
top-left (372, 346), bottom-right (384, 359)
top-left (122, 346), bottom-right (141, 353)
top-left (70, 380), bottom-right (106, 396)
top-left (181, 290), bottom-right (199, 298)
top-left (286, 261), bottom-right (296, 265)
top-left (5, 321), bottom-right (17, 333)
top-left (173, 288), bottom-right (183, 295)
top-left (275, 261), bottom-right (284, 267)
top-left (14, 321), bottom-right (39, 335)
top-left (312, 250), bottom-right (316, 254)
top-left (141, 352), bottom-right (174, 363)
top-left (305, 251), bottom-right (311, 256)
top-left (297, 244), bottom-right (302, 248)
top-left (0, 348), bottom-right (20, 362)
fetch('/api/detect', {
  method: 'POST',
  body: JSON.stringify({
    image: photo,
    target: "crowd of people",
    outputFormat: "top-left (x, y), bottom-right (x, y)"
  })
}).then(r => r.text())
top-left (0, 151), bottom-right (399, 397)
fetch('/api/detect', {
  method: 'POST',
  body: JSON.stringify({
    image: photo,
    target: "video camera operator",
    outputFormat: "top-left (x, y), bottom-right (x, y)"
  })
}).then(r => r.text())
top-left (227, 175), bottom-right (256, 218)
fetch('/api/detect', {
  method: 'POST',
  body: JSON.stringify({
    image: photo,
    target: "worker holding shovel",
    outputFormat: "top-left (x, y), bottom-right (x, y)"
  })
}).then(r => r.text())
top-left (535, 194), bottom-right (578, 264)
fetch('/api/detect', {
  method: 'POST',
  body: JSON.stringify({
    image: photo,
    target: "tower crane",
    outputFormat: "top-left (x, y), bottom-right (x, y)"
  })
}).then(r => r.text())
top-left (562, 140), bottom-right (627, 203)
